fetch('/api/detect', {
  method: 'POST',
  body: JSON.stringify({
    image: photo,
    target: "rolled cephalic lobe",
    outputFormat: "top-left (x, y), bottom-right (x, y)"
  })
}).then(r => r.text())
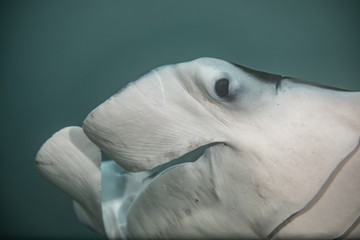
top-left (36, 127), bottom-right (106, 236)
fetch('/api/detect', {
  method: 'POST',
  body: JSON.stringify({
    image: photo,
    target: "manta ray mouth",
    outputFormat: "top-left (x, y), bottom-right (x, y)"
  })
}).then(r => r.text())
top-left (142, 142), bottom-right (219, 180)
top-left (101, 142), bottom-right (220, 236)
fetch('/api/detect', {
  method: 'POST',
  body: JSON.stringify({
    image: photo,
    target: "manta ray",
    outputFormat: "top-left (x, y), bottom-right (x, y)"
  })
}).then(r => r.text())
top-left (36, 57), bottom-right (360, 239)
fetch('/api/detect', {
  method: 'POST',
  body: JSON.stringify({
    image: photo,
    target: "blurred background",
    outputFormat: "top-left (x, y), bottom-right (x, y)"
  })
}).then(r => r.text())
top-left (1, 0), bottom-right (359, 239)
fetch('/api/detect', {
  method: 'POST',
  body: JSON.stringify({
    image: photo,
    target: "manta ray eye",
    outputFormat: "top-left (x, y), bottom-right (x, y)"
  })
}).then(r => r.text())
top-left (215, 78), bottom-right (229, 97)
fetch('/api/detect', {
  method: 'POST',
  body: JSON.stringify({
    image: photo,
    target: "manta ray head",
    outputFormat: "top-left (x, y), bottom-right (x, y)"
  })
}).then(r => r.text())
top-left (37, 57), bottom-right (360, 239)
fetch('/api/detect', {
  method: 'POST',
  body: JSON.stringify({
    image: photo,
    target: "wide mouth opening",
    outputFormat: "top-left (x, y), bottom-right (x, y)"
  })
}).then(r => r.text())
top-left (100, 142), bottom-right (220, 237)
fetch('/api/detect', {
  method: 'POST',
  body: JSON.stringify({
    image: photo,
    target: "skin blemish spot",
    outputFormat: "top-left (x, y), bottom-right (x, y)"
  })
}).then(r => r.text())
top-left (184, 208), bottom-right (192, 216)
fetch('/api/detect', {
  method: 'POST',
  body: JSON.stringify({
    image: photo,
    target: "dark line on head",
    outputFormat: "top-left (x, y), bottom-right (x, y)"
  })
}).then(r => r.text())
top-left (230, 62), bottom-right (283, 84)
top-left (286, 78), bottom-right (350, 92)
top-left (229, 61), bottom-right (350, 92)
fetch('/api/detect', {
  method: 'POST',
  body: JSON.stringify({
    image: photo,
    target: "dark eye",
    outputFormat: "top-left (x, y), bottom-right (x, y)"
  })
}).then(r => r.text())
top-left (215, 78), bottom-right (229, 97)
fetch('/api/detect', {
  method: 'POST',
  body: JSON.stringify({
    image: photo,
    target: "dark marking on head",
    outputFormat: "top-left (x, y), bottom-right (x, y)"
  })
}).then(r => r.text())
top-left (184, 208), bottom-right (192, 216)
top-left (230, 62), bottom-right (283, 84)
top-left (230, 61), bottom-right (349, 92)
top-left (286, 77), bottom-right (350, 92)
top-left (230, 61), bottom-right (283, 95)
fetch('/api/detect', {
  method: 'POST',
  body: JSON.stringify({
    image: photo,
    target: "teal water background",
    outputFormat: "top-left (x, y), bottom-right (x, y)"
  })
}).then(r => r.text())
top-left (1, 1), bottom-right (359, 239)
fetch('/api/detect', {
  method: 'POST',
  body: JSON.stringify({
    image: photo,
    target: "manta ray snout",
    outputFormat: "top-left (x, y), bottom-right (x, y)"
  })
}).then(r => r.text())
top-left (83, 63), bottom-right (225, 172)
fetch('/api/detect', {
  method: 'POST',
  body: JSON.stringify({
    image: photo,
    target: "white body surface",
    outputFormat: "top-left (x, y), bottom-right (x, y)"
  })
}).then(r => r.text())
top-left (36, 58), bottom-right (360, 239)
